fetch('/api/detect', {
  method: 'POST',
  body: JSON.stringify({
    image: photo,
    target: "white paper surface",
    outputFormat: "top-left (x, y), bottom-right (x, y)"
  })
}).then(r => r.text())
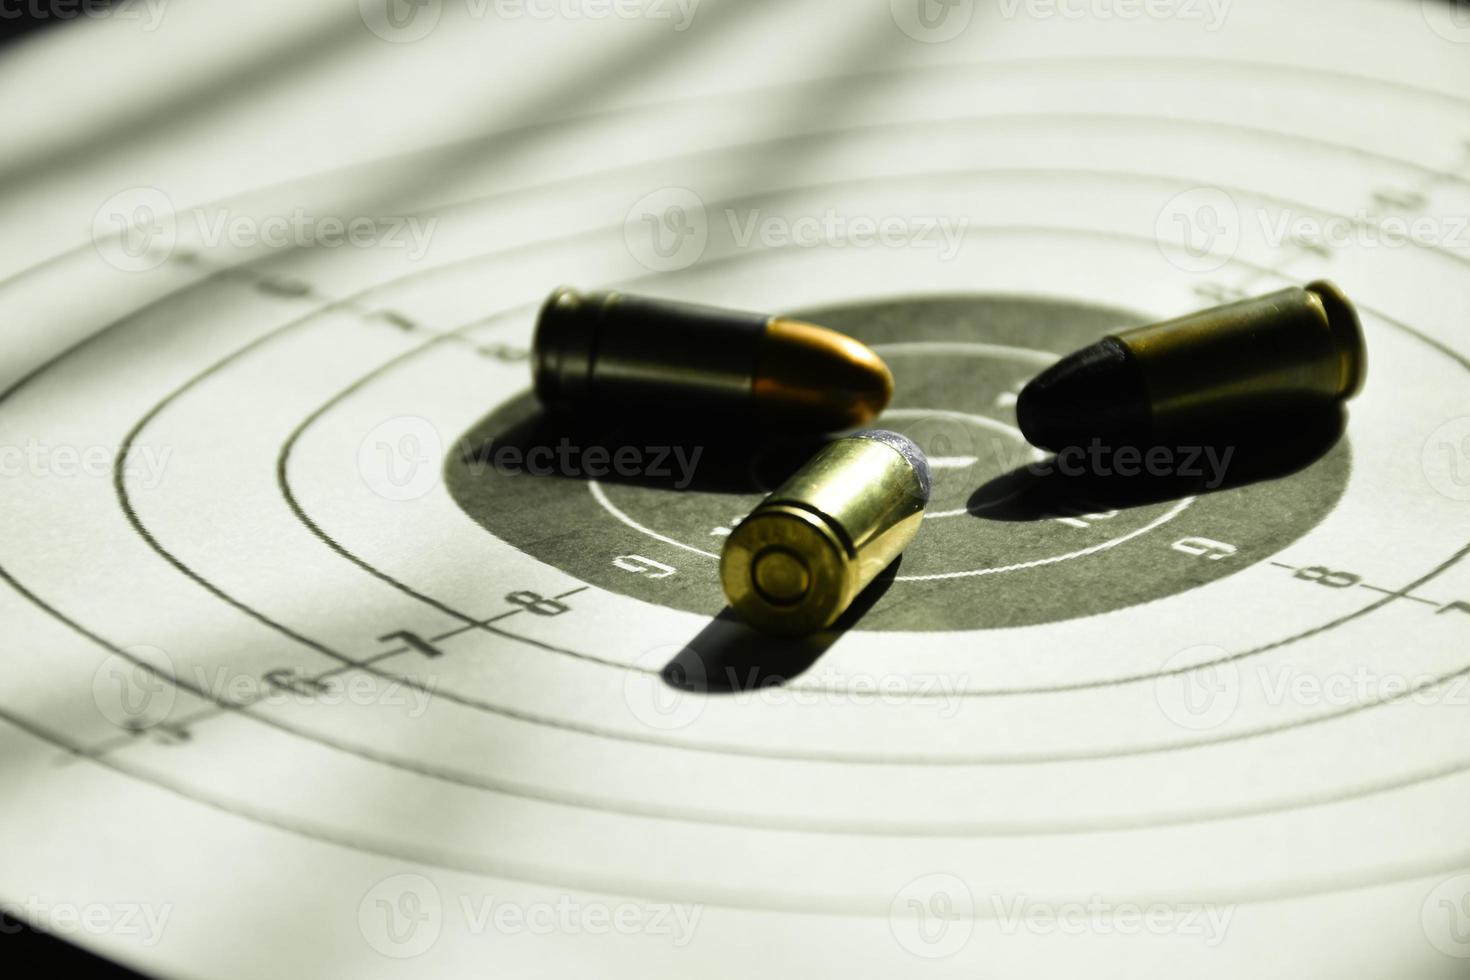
top-left (2, 1), bottom-right (1469, 976)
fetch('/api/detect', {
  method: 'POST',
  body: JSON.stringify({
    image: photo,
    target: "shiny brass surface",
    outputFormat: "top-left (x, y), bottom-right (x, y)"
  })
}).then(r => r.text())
top-left (721, 432), bottom-right (928, 635)
top-left (1115, 280), bottom-right (1366, 436)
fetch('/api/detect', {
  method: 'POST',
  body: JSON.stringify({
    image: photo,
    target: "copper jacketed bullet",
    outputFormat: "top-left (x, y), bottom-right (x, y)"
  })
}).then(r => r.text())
top-left (1016, 280), bottom-right (1367, 451)
top-left (533, 287), bottom-right (894, 430)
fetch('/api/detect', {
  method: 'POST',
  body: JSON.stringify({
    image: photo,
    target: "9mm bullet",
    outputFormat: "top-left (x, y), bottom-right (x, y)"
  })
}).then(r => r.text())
top-left (1016, 280), bottom-right (1367, 451)
top-left (721, 430), bottom-right (930, 635)
top-left (533, 287), bottom-right (894, 431)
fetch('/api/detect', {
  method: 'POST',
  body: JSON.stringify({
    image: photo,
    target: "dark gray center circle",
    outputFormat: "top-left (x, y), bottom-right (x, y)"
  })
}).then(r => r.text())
top-left (445, 294), bottom-right (1350, 631)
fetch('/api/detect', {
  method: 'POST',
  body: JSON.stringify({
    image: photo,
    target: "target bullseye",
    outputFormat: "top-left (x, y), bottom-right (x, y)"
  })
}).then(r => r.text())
top-left (449, 294), bottom-right (1350, 630)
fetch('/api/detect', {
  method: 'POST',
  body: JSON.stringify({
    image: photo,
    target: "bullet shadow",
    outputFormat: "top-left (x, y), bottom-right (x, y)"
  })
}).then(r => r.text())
top-left (453, 397), bottom-right (901, 658)
top-left (661, 562), bottom-right (902, 693)
top-left (968, 404), bottom-right (1348, 520)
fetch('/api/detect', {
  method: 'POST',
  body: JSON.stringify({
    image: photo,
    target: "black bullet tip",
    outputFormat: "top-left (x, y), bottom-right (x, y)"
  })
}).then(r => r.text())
top-left (1017, 337), bottom-right (1152, 451)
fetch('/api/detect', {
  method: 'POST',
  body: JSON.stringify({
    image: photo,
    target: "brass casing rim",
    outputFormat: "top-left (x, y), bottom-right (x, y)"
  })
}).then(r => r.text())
top-left (720, 504), bottom-right (854, 636)
top-left (1305, 279), bottom-right (1368, 400)
top-left (531, 285), bottom-right (601, 412)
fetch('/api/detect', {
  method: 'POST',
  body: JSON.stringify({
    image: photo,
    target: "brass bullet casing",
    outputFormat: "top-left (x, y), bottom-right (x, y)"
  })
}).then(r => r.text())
top-left (721, 430), bottom-right (930, 635)
top-left (533, 287), bottom-right (893, 430)
top-left (1016, 280), bottom-right (1367, 451)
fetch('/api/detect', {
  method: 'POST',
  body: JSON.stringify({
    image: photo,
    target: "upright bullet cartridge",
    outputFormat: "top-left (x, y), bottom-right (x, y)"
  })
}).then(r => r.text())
top-left (1016, 280), bottom-right (1367, 451)
top-left (721, 430), bottom-right (930, 635)
top-left (533, 287), bottom-right (893, 430)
